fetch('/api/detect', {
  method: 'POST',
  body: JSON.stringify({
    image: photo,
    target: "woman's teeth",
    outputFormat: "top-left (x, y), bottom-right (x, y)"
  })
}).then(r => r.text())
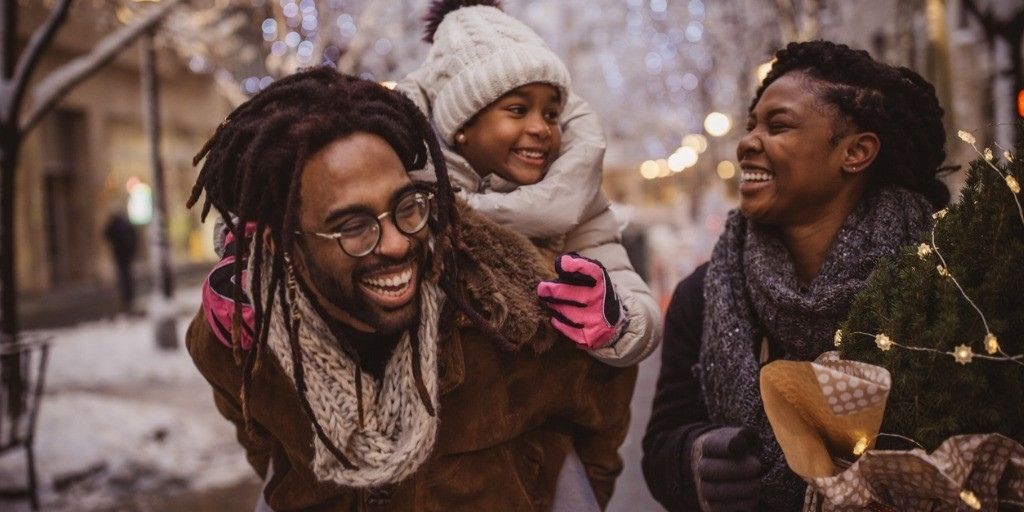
top-left (741, 171), bottom-right (774, 182)
top-left (513, 149), bottom-right (545, 159)
top-left (362, 267), bottom-right (413, 295)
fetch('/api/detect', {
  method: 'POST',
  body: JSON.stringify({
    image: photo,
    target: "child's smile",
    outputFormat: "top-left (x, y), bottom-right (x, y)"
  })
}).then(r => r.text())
top-left (455, 82), bottom-right (563, 186)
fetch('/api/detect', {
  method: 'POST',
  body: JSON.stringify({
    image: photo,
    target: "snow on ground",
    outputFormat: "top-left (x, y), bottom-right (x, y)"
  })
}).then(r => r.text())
top-left (0, 288), bottom-right (255, 511)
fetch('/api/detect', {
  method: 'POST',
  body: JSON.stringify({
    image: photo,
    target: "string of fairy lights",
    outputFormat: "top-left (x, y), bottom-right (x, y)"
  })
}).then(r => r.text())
top-left (830, 128), bottom-right (1024, 510)
top-left (834, 128), bottom-right (1024, 367)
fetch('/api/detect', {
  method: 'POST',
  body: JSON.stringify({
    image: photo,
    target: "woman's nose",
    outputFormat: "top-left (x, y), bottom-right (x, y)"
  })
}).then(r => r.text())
top-left (737, 131), bottom-right (761, 159)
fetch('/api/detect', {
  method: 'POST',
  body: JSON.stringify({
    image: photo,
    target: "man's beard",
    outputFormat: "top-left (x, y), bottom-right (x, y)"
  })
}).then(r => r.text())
top-left (304, 238), bottom-right (427, 336)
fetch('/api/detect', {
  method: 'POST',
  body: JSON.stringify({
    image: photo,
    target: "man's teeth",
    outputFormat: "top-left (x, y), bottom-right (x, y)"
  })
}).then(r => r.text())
top-left (514, 149), bottom-right (544, 159)
top-left (363, 268), bottom-right (413, 293)
top-left (741, 171), bottom-right (774, 182)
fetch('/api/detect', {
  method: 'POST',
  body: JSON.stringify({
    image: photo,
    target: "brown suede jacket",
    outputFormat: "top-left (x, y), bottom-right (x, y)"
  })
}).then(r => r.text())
top-left (186, 204), bottom-right (638, 512)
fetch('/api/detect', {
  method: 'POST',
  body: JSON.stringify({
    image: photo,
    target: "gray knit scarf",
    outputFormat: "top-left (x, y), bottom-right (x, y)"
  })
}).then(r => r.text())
top-left (699, 186), bottom-right (934, 511)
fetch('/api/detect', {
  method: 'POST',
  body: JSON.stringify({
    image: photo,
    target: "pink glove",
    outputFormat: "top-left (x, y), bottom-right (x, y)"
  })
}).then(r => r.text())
top-left (537, 253), bottom-right (625, 350)
top-left (202, 223), bottom-right (256, 349)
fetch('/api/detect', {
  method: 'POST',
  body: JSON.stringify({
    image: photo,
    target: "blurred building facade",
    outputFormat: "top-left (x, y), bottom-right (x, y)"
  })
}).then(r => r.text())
top-left (14, 5), bottom-right (230, 297)
top-left (10, 0), bottom-right (1012, 305)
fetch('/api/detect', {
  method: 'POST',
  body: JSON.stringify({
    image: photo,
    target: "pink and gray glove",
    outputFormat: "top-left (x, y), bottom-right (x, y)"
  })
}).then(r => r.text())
top-left (202, 223), bottom-right (256, 350)
top-left (537, 253), bottom-right (625, 350)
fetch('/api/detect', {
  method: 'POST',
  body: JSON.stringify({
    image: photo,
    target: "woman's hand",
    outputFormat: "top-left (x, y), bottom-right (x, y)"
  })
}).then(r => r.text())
top-left (690, 427), bottom-right (762, 512)
top-left (537, 253), bottom-right (624, 349)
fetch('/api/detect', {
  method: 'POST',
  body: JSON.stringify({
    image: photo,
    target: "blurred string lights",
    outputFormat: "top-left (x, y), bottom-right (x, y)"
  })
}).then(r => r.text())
top-left (157, 0), bottom-right (779, 179)
top-left (207, 0), bottom-right (417, 96)
top-left (639, 111), bottom-right (734, 181)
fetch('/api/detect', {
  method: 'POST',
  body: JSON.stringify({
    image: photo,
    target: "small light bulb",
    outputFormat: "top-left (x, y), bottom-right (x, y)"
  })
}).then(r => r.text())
top-left (937, 265), bottom-right (950, 278)
top-left (917, 243), bottom-right (933, 260)
top-left (875, 334), bottom-right (893, 352)
top-left (984, 148), bottom-right (994, 161)
top-left (957, 130), bottom-right (976, 145)
top-left (984, 333), bottom-right (1000, 355)
top-left (852, 437), bottom-right (868, 456)
top-left (959, 490), bottom-right (981, 510)
top-left (933, 208), bottom-right (948, 220)
top-left (1006, 175), bottom-right (1021, 194)
top-left (954, 344), bottom-right (973, 365)
top-left (834, 329), bottom-right (843, 348)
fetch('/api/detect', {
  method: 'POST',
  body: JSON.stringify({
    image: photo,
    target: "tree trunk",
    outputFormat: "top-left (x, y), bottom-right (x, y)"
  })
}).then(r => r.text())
top-left (0, 129), bottom-right (18, 340)
top-left (141, 31), bottom-right (177, 350)
top-left (0, 128), bottom-right (26, 419)
top-left (1, 0), bottom-right (15, 80)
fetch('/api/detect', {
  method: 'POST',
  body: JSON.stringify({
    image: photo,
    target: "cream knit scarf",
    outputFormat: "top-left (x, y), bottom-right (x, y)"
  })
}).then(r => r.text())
top-left (254, 252), bottom-right (444, 488)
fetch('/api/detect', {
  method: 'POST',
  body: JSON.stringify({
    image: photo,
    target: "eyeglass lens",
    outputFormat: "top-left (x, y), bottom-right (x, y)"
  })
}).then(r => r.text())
top-left (338, 190), bottom-right (431, 257)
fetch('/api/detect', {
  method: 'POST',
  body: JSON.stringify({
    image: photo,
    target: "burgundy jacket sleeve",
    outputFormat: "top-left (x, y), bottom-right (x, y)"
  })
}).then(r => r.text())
top-left (641, 263), bottom-right (719, 511)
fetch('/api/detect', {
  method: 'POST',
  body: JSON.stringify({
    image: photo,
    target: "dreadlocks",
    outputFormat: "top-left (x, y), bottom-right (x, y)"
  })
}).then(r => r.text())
top-left (187, 66), bottom-right (508, 470)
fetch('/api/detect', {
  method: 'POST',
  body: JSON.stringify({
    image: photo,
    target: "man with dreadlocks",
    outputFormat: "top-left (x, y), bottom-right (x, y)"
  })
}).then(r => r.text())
top-left (184, 66), bottom-right (636, 511)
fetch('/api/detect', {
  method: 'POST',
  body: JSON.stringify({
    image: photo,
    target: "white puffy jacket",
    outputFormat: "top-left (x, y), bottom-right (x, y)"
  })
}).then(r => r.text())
top-left (397, 69), bottom-right (661, 367)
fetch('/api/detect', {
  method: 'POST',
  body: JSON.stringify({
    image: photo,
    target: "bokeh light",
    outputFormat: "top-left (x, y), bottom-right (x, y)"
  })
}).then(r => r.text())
top-left (704, 112), bottom-right (731, 137)
top-left (716, 160), bottom-right (736, 180)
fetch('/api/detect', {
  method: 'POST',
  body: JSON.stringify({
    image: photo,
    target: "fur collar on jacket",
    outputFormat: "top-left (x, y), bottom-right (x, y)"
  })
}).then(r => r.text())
top-left (448, 199), bottom-right (558, 353)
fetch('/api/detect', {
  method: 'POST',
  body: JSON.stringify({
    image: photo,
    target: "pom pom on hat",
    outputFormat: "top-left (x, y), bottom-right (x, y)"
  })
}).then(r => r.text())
top-left (423, 0), bottom-right (503, 43)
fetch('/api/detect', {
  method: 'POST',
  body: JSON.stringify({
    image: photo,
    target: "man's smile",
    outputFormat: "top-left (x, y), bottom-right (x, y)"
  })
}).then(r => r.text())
top-left (358, 261), bottom-right (418, 308)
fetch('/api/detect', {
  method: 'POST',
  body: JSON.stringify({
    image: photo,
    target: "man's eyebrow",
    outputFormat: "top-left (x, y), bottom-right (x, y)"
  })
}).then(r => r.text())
top-left (323, 204), bottom-right (373, 227)
top-left (321, 182), bottom-right (422, 226)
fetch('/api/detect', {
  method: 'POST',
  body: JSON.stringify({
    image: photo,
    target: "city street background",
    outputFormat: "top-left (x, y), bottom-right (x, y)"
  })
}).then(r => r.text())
top-left (2, 0), bottom-right (1022, 510)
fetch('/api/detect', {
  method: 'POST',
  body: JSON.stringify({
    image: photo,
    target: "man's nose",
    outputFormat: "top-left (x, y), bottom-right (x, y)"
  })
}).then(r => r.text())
top-left (375, 216), bottom-right (410, 258)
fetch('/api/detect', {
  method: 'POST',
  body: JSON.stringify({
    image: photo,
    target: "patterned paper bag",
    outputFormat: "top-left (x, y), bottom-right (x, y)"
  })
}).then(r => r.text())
top-left (761, 351), bottom-right (1024, 511)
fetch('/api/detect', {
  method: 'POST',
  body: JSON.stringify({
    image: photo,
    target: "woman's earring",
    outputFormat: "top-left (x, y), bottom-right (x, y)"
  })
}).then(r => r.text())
top-left (455, 132), bottom-right (467, 144)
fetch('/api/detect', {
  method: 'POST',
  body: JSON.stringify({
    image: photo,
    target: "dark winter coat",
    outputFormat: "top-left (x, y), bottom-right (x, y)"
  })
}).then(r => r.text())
top-left (641, 263), bottom-right (718, 511)
top-left (103, 213), bottom-right (138, 266)
top-left (187, 204), bottom-right (637, 512)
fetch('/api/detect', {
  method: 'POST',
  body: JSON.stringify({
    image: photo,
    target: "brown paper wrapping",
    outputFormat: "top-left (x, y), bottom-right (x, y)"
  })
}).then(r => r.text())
top-left (761, 351), bottom-right (1024, 511)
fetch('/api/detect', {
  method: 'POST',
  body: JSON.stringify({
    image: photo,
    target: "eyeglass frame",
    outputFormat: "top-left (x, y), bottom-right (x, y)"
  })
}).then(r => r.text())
top-left (294, 189), bottom-right (435, 258)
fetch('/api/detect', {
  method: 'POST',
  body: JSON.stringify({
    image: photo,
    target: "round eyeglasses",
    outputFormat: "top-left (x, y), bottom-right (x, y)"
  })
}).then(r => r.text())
top-left (296, 189), bottom-right (434, 258)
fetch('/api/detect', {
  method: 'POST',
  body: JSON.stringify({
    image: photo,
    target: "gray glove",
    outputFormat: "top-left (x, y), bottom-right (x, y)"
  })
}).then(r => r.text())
top-left (690, 426), bottom-right (761, 512)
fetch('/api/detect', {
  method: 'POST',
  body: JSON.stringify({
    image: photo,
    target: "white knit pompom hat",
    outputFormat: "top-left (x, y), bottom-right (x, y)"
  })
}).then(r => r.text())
top-left (421, 4), bottom-right (571, 145)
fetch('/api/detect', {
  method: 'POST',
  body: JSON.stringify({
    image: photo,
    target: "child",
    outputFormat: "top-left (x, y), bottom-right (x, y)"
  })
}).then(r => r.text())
top-left (396, 0), bottom-right (660, 366)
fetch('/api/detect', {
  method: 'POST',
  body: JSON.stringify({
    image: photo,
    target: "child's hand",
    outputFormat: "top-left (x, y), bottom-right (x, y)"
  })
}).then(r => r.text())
top-left (537, 253), bottom-right (624, 349)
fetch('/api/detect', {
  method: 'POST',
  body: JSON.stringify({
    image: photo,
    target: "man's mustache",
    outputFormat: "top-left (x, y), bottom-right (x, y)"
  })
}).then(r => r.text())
top-left (352, 239), bottom-right (425, 279)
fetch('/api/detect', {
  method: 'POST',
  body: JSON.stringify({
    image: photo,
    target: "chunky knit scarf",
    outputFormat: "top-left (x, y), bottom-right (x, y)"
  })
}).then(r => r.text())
top-left (699, 186), bottom-right (934, 511)
top-left (256, 255), bottom-right (445, 488)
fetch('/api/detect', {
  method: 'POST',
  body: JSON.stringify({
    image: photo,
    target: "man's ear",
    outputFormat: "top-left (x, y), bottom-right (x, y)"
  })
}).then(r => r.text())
top-left (842, 131), bottom-right (880, 175)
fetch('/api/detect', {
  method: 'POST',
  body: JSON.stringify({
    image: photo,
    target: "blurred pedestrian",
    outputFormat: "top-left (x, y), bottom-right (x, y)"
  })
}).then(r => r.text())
top-left (642, 40), bottom-right (950, 511)
top-left (103, 209), bottom-right (138, 315)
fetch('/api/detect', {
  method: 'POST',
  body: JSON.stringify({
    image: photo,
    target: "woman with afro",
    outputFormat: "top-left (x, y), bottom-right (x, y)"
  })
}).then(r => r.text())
top-left (642, 40), bottom-right (950, 511)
